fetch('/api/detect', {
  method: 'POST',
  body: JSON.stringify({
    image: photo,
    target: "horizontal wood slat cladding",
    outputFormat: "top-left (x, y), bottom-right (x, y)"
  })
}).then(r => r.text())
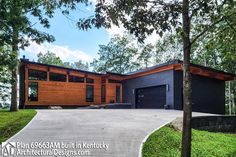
top-left (105, 83), bottom-right (122, 104)
top-left (24, 64), bottom-right (102, 106)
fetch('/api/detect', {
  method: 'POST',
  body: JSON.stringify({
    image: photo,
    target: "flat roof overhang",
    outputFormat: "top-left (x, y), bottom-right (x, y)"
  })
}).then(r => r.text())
top-left (123, 63), bottom-right (235, 81)
top-left (21, 59), bottom-right (235, 81)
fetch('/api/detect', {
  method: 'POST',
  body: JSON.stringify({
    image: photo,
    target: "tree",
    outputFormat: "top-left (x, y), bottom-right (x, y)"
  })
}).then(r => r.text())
top-left (77, 0), bottom-right (236, 156)
top-left (37, 51), bottom-right (89, 70)
top-left (72, 61), bottom-right (89, 70)
top-left (0, 46), bottom-right (17, 108)
top-left (0, 0), bottom-right (89, 111)
top-left (138, 43), bottom-right (154, 68)
top-left (154, 33), bottom-right (183, 63)
top-left (37, 51), bottom-right (64, 66)
top-left (91, 35), bottom-right (139, 74)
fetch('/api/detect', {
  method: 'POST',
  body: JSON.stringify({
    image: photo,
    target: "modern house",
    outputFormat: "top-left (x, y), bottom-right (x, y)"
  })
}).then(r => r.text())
top-left (19, 58), bottom-right (235, 114)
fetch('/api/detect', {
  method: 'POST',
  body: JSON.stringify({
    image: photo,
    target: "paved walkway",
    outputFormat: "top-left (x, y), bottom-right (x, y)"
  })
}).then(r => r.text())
top-left (8, 109), bottom-right (209, 157)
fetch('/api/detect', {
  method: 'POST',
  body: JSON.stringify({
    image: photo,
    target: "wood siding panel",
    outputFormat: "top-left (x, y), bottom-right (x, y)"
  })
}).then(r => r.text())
top-left (105, 83), bottom-right (122, 103)
top-left (25, 64), bottom-right (102, 106)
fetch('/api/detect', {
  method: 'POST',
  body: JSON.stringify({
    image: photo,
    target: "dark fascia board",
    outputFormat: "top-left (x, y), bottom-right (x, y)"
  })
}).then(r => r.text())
top-left (20, 59), bottom-right (103, 76)
top-left (126, 60), bottom-right (180, 75)
top-left (21, 59), bottom-right (236, 78)
top-left (105, 71), bottom-right (127, 76)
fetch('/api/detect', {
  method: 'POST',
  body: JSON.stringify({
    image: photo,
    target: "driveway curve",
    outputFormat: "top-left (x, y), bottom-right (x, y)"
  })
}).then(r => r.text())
top-left (8, 109), bottom-right (208, 157)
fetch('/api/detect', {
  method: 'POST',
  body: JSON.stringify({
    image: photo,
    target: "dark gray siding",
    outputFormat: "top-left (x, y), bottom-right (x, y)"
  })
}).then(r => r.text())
top-left (174, 71), bottom-right (225, 114)
top-left (122, 70), bottom-right (174, 108)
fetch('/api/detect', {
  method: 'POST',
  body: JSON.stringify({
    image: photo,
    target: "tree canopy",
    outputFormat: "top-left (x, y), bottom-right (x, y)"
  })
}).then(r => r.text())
top-left (77, 0), bottom-right (236, 156)
top-left (0, 0), bottom-right (90, 111)
top-left (91, 35), bottom-right (139, 74)
top-left (37, 51), bottom-right (89, 70)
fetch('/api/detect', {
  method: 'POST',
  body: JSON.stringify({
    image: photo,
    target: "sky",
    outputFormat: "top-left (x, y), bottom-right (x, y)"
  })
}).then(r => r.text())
top-left (20, 1), bottom-right (159, 65)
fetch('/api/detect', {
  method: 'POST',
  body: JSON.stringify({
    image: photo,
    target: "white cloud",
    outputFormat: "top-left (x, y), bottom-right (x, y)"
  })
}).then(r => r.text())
top-left (23, 41), bottom-right (94, 63)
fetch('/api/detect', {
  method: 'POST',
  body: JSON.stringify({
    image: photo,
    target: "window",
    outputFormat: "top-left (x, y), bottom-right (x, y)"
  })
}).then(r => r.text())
top-left (101, 85), bottom-right (106, 102)
top-left (69, 75), bottom-right (84, 83)
top-left (86, 78), bottom-right (94, 83)
top-left (116, 86), bottom-right (121, 103)
top-left (28, 69), bottom-right (47, 81)
top-left (28, 82), bottom-right (38, 101)
top-left (49, 73), bottom-right (66, 82)
top-left (86, 85), bottom-right (94, 102)
top-left (108, 79), bottom-right (121, 83)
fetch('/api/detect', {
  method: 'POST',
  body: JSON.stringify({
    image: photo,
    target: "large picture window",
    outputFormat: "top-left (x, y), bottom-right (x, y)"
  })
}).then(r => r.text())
top-left (69, 75), bottom-right (84, 83)
top-left (49, 73), bottom-right (66, 82)
top-left (28, 69), bottom-right (47, 81)
top-left (28, 82), bottom-right (38, 101)
top-left (86, 85), bottom-right (94, 102)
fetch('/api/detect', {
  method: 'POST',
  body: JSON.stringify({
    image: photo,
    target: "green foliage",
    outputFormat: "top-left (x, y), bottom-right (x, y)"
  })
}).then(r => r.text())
top-left (78, 1), bottom-right (235, 43)
top-left (142, 126), bottom-right (236, 157)
top-left (138, 43), bottom-right (154, 68)
top-left (0, 109), bottom-right (37, 142)
top-left (37, 51), bottom-right (89, 70)
top-left (0, 46), bottom-right (18, 107)
top-left (91, 35), bottom-right (140, 74)
top-left (154, 33), bottom-right (183, 63)
top-left (0, 0), bottom-right (90, 47)
top-left (0, 0), bottom-right (91, 110)
top-left (71, 61), bottom-right (89, 70)
top-left (37, 51), bottom-right (64, 66)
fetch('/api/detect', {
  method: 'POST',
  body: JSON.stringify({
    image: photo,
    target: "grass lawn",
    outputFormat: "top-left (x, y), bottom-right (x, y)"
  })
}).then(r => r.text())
top-left (142, 125), bottom-right (236, 157)
top-left (0, 109), bottom-right (37, 142)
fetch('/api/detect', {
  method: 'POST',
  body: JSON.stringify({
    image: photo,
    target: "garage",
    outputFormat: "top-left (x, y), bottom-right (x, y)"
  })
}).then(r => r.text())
top-left (136, 85), bottom-right (166, 108)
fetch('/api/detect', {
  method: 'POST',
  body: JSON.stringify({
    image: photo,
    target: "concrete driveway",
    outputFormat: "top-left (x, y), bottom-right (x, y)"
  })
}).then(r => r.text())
top-left (7, 109), bottom-right (209, 157)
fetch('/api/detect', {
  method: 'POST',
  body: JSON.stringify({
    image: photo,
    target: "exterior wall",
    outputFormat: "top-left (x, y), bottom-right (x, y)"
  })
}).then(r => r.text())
top-left (105, 82), bottom-right (122, 104)
top-left (122, 70), bottom-right (174, 108)
top-left (20, 60), bottom-right (230, 112)
top-left (22, 64), bottom-right (102, 107)
top-left (174, 71), bottom-right (225, 114)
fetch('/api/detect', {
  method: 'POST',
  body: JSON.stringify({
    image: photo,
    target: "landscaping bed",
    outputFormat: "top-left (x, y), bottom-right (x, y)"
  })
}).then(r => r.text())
top-left (0, 109), bottom-right (37, 142)
top-left (142, 125), bottom-right (236, 157)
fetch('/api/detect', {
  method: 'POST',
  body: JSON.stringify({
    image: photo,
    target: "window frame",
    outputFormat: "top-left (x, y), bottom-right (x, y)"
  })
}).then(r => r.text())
top-left (86, 78), bottom-right (94, 83)
top-left (101, 84), bottom-right (106, 102)
top-left (28, 69), bottom-right (47, 81)
top-left (69, 75), bottom-right (84, 83)
top-left (86, 85), bottom-right (94, 102)
top-left (28, 82), bottom-right (38, 102)
top-left (49, 72), bottom-right (67, 82)
top-left (108, 79), bottom-right (121, 83)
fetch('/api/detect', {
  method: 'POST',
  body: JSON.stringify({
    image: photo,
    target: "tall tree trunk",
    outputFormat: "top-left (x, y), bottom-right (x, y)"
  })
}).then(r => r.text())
top-left (10, 26), bottom-right (19, 112)
top-left (181, 0), bottom-right (192, 157)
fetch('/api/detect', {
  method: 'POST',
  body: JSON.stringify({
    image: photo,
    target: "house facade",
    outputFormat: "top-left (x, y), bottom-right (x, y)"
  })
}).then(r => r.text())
top-left (19, 59), bottom-right (235, 114)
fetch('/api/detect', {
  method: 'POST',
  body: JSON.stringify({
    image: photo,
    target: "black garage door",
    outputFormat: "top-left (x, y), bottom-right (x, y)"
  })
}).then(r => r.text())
top-left (136, 85), bottom-right (166, 108)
